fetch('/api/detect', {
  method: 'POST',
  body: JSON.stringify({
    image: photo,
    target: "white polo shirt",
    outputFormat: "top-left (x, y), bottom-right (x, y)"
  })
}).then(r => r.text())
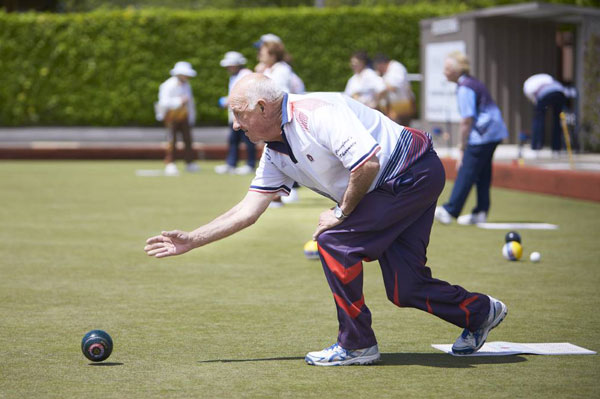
top-left (523, 74), bottom-right (564, 104)
top-left (264, 61), bottom-right (294, 93)
top-left (156, 76), bottom-right (196, 125)
top-left (250, 93), bottom-right (432, 203)
top-left (344, 68), bottom-right (386, 109)
top-left (383, 60), bottom-right (412, 102)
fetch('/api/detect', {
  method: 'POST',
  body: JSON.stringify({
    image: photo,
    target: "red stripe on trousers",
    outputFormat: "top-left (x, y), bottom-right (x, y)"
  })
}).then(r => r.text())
top-left (333, 293), bottom-right (365, 319)
top-left (393, 272), bottom-right (403, 306)
top-left (318, 244), bottom-right (363, 284)
top-left (459, 295), bottom-right (479, 328)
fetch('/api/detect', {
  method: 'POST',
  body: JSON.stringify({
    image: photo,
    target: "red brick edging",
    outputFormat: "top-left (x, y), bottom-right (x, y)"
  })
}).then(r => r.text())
top-left (440, 158), bottom-right (600, 202)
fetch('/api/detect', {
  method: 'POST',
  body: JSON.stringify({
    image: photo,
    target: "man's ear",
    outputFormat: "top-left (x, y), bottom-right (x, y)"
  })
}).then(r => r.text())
top-left (257, 100), bottom-right (266, 113)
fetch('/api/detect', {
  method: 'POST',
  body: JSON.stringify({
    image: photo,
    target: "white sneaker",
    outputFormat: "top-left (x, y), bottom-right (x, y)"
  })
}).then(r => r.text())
top-left (305, 343), bottom-right (380, 366)
top-left (185, 162), bottom-right (199, 173)
top-left (452, 296), bottom-right (507, 355)
top-left (281, 188), bottom-right (299, 204)
top-left (234, 165), bottom-right (254, 175)
top-left (457, 211), bottom-right (487, 225)
top-left (164, 163), bottom-right (179, 176)
top-left (214, 164), bottom-right (234, 174)
top-left (434, 206), bottom-right (452, 225)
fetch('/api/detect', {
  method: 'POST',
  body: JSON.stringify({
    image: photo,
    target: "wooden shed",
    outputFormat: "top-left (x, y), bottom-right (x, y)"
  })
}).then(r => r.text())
top-left (419, 2), bottom-right (600, 150)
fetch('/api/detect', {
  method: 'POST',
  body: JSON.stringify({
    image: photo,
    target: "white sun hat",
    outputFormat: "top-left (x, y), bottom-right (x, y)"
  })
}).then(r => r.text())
top-left (170, 61), bottom-right (197, 77)
top-left (220, 51), bottom-right (248, 67)
top-left (253, 33), bottom-right (282, 48)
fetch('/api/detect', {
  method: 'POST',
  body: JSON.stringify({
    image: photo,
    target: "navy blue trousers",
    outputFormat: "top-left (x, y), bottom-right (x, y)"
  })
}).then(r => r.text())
top-left (443, 141), bottom-right (499, 218)
top-left (226, 124), bottom-right (256, 168)
top-left (532, 91), bottom-right (567, 151)
top-left (316, 150), bottom-right (490, 349)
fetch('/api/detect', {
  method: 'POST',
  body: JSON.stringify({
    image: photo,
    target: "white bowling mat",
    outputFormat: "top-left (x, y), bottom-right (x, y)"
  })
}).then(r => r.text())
top-left (477, 223), bottom-right (558, 230)
top-left (432, 342), bottom-right (596, 356)
top-left (135, 169), bottom-right (174, 177)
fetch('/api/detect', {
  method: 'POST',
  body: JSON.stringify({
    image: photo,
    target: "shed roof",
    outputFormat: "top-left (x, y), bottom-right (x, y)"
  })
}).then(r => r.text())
top-left (421, 2), bottom-right (600, 26)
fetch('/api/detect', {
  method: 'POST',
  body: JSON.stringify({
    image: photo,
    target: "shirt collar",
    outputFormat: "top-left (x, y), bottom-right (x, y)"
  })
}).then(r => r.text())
top-left (266, 93), bottom-right (297, 163)
top-left (281, 92), bottom-right (292, 127)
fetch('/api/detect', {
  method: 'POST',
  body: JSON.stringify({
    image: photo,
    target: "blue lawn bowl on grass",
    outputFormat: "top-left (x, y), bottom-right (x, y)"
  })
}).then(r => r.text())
top-left (81, 330), bottom-right (113, 362)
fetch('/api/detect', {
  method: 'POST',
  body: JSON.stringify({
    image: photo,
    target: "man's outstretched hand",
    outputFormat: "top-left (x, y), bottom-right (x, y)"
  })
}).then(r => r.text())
top-left (144, 230), bottom-right (195, 258)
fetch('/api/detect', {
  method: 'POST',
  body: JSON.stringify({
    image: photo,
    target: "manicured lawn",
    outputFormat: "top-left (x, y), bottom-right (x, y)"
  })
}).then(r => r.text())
top-left (1, 160), bottom-right (598, 398)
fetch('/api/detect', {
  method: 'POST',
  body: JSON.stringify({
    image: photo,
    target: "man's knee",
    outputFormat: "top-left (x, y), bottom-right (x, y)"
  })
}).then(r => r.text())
top-left (316, 230), bottom-right (338, 252)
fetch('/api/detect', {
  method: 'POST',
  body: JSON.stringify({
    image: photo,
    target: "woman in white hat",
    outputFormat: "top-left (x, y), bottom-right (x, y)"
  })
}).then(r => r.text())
top-left (214, 52), bottom-right (255, 175)
top-left (155, 61), bottom-right (199, 175)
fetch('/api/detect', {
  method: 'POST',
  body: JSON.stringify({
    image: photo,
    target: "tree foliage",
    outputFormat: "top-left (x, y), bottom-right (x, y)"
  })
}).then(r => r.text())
top-left (0, 5), bottom-right (466, 126)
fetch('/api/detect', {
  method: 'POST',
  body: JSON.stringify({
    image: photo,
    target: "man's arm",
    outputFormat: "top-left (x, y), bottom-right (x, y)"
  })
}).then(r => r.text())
top-left (144, 191), bottom-right (276, 258)
top-left (313, 156), bottom-right (380, 239)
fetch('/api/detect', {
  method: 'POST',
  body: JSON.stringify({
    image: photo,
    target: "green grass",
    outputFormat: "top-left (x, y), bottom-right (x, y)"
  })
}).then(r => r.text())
top-left (1, 160), bottom-right (599, 398)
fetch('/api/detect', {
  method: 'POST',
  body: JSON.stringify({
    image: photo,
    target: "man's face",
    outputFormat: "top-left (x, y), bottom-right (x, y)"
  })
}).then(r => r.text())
top-left (232, 102), bottom-right (276, 143)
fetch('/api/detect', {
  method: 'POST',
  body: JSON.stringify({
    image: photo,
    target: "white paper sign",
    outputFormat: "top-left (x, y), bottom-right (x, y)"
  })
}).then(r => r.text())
top-left (424, 41), bottom-right (465, 123)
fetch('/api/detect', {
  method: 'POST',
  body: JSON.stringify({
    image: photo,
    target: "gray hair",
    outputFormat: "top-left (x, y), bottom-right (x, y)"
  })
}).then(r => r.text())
top-left (233, 74), bottom-right (284, 111)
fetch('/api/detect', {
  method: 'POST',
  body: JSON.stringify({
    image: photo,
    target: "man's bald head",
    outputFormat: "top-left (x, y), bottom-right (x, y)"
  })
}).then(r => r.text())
top-left (230, 73), bottom-right (284, 112)
top-left (229, 73), bottom-right (285, 143)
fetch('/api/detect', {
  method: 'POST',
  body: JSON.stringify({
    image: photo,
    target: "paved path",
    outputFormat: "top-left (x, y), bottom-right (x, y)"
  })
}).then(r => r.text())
top-left (1, 126), bottom-right (599, 171)
top-left (0, 126), bottom-right (229, 146)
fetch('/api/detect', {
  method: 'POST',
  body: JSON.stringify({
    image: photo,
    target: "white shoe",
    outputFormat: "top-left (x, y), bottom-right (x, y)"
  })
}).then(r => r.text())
top-left (305, 343), bottom-right (380, 366)
top-left (164, 163), bottom-right (179, 176)
top-left (281, 188), bottom-right (299, 204)
top-left (457, 211), bottom-right (487, 225)
top-left (234, 165), bottom-right (254, 175)
top-left (452, 296), bottom-right (507, 355)
top-left (214, 164), bottom-right (234, 174)
top-left (186, 162), bottom-right (199, 173)
top-left (434, 206), bottom-right (452, 225)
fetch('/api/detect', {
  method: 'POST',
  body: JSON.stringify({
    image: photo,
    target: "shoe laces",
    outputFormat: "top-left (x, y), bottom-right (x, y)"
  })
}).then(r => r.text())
top-left (460, 329), bottom-right (479, 345)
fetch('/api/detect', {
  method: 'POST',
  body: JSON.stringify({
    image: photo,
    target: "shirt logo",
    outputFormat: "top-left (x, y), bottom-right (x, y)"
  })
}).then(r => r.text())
top-left (306, 154), bottom-right (314, 162)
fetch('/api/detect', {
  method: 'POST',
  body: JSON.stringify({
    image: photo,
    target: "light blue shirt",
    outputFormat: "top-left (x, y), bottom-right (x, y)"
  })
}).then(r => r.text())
top-left (457, 85), bottom-right (508, 145)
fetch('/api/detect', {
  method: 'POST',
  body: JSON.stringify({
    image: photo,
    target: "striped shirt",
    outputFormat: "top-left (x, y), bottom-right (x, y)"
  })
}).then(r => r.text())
top-left (250, 92), bottom-right (431, 203)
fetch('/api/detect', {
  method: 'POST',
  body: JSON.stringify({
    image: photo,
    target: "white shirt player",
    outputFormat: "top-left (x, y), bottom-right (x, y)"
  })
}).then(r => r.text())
top-left (250, 93), bottom-right (432, 203)
top-left (344, 68), bottom-right (386, 109)
top-left (263, 61), bottom-right (295, 93)
top-left (523, 73), bottom-right (564, 104)
top-left (155, 76), bottom-right (196, 125)
top-left (382, 60), bottom-right (413, 102)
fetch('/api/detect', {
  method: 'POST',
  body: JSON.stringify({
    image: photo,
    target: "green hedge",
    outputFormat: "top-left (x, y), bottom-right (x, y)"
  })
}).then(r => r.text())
top-left (0, 5), bottom-right (467, 126)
